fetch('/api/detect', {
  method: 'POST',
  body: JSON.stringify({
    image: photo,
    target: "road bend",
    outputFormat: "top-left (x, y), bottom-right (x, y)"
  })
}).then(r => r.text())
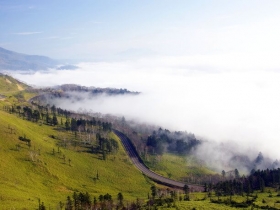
top-left (113, 129), bottom-right (204, 192)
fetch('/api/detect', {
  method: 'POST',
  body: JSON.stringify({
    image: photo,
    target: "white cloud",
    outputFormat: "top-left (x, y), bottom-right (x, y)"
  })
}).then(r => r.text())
top-left (61, 37), bottom-right (73, 40)
top-left (41, 36), bottom-right (59, 39)
top-left (90, 21), bottom-right (102, 24)
top-left (13, 32), bottom-right (42, 35)
top-left (10, 55), bottom-right (280, 161)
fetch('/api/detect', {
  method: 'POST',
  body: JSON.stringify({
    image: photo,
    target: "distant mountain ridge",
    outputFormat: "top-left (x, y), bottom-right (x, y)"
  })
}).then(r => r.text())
top-left (0, 47), bottom-right (78, 71)
top-left (0, 47), bottom-right (59, 70)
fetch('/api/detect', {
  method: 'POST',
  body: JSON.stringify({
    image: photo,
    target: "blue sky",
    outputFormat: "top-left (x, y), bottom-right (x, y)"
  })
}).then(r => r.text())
top-left (1, 0), bottom-right (280, 60)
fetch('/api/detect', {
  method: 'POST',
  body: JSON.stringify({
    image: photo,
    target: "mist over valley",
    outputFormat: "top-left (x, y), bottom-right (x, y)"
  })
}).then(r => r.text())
top-left (10, 57), bottom-right (280, 174)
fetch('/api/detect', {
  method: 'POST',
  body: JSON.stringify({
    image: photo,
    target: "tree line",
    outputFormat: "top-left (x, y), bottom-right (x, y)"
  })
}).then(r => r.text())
top-left (39, 184), bottom-right (193, 210)
top-left (146, 128), bottom-right (200, 155)
top-left (212, 168), bottom-right (280, 196)
top-left (3, 102), bottom-right (118, 160)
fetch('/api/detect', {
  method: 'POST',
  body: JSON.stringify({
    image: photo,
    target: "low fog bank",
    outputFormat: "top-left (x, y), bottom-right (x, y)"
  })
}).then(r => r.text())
top-left (48, 92), bottom-right (280, 174)
top-left (193, 141), bottom-right (280, 175)
top-left (10, 56), bottom-right (280, 171)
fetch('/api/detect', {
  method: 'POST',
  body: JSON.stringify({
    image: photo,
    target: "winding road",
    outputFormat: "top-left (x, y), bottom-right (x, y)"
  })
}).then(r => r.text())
top-left (113, 129), bottom-right (204, 192)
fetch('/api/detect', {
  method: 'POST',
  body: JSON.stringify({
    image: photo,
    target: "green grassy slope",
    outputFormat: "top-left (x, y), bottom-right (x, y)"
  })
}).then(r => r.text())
top-left (144, 153), bottom-right (216, 183)
top-left (0, 110), bottom-right (151, 209)
top-left (0, 74), bottom-right (29, 94)
top-left (0, 74), bottom-right (37, 105)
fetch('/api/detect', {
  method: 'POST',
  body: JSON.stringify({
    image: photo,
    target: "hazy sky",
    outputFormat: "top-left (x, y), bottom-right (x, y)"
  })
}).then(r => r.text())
top-left (4, 1), bottom-right (280, 162)
top-left (1, 1), bottom-right (280, 60)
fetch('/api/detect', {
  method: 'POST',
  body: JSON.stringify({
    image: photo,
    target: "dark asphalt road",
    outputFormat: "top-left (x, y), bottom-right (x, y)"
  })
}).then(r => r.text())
top-left (113, 129), bottom-right (204, 192)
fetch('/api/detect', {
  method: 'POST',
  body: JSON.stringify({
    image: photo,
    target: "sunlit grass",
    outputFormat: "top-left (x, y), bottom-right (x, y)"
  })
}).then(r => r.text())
top-left (156, 190), bottom-right (280, 210)
top-left (0, 74), bottom-right (29, 94)
top-left (144, 153), bottom-right (216, 181)
top-left (0, 110), bottom-right (151, 208)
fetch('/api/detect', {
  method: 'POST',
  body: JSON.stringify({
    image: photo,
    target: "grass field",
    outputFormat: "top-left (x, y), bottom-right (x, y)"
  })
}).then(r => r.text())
top-left (144, 153), bottom-right (216, 183)
top-left (0, 109), bottom-right (153, 209)
top-left (0, 74), bottom-right (29, 95)
top-left (156, 189), bottom-right (280, 210)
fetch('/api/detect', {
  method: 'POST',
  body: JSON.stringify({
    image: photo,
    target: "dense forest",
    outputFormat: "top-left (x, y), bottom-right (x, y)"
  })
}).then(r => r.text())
top-left (213, 168), bottom-right (280, 195)
top-left (205, 168), bottom-right (280, 209)
top-left (146, 128), bottom-right (200, 155)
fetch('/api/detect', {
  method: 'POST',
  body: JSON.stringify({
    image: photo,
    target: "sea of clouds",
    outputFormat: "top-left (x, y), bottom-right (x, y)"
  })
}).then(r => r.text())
top-left (10, 54), bottom-right (280, 171)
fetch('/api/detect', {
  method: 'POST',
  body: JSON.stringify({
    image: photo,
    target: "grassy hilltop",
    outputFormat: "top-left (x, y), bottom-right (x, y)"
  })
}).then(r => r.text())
top-left (0, 74), bottom-right (29, 93)
top-left (0, 110), bottom-right (152, 208)
top-left (0, 74), bottom-right (152, 208)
